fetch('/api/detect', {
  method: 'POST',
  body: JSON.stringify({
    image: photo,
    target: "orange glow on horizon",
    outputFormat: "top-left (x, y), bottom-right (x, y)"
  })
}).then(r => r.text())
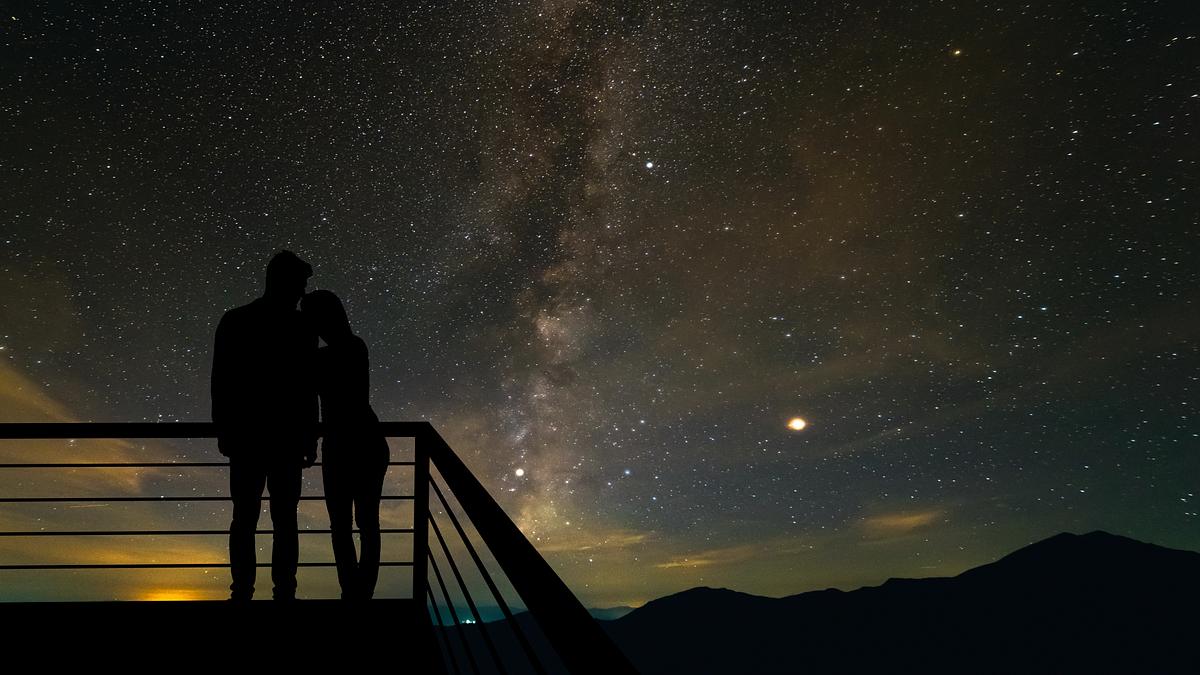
top-left (136, 588), bottom-right (215, 602)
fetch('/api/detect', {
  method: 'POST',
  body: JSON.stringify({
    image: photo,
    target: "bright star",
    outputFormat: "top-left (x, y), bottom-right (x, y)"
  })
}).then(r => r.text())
top-left (787, 417), bottom-right (808, 431)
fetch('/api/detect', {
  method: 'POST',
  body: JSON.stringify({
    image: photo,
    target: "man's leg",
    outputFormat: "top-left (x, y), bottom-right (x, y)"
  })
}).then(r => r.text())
top-left (229, 457), bottom-right (267, 600)
top-left (267, 461), bottom-right (303, 600)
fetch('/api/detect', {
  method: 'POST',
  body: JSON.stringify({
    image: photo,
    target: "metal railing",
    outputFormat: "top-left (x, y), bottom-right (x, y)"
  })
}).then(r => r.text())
top-left (0, 421), bottom-right (417, 572)
top-left (0, 422), bottom-right (638, 675)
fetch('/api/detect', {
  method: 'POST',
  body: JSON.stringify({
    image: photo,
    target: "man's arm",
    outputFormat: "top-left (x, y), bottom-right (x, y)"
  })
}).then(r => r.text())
top-left (302, 337), bottom-right (319, 467)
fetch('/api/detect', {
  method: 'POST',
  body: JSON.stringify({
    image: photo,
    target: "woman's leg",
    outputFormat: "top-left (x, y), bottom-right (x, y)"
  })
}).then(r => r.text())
top-left (323, 459), bottom-right (358, 599)
top-left (353, 450), bottom-right (388, 599)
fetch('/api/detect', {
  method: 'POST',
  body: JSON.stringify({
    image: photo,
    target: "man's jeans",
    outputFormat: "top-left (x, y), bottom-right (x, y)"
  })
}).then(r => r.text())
top-left (229, 456), bottom-right (302, 600)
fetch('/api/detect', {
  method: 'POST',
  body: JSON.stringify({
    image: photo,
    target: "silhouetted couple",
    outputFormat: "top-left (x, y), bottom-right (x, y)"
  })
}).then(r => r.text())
top-left (211, 250), bottom-right (389, 601)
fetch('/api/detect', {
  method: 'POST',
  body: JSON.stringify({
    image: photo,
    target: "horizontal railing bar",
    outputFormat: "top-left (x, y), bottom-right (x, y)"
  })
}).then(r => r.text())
top-left (0, 496), bottom-right (414, 502)
top-left (0, 562), bottom-right (414, 570)
top-left (0, 461), bottom-right (417, 468)
top-left (0, 528), bottom-right (416, 537)
top-left (0, 421), bottom-right (430, 440)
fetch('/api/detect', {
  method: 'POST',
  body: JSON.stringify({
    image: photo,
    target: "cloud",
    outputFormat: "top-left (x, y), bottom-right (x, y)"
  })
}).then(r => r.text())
top-left (0, 360), bottom-right (157, 491)
top-left (654, 543), bottom-right (759, 570)
top-left (0, 358), bottom-right (73, 422)
top-left (861, 509), bottom-right (943, 538)
top-left (0, 360), bottom-right (239, 598)
top-left (536, 528), bottom-right (649, 554)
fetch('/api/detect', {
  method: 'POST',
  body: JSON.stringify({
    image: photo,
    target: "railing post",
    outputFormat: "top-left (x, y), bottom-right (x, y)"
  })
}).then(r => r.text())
top-left (412, 427), bottom-right (430, 607)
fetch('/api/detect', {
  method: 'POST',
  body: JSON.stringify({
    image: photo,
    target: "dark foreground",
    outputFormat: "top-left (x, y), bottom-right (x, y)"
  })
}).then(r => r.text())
top-left (3, 599), bottom-right (444, 673)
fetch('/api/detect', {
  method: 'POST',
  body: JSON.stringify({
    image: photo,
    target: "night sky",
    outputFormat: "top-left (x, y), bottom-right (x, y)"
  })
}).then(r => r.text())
top-left (1, 2), bottom-right (1197, 605)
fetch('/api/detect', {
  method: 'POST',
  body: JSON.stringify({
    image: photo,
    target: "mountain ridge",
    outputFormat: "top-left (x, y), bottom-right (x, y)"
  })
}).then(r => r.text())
top-left (629, 530), bottom-right (1199, 610)
top-left (441, 531), bottom-right (1199, 673)
top-left (603, 530), bottom-right (1199, 674)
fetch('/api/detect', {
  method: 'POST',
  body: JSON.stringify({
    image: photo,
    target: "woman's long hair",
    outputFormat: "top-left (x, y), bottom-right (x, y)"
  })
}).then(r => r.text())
top-left (300, 289), bottom-right (351, 340)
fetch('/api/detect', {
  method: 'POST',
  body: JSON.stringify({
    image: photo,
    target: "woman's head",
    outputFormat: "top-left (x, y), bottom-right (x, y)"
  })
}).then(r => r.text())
top-left (301, 289), bottom-right (352, 342)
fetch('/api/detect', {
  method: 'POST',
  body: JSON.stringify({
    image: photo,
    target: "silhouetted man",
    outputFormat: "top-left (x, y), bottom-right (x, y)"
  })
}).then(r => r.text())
top-left (211, 250), bottom-right (318, 600)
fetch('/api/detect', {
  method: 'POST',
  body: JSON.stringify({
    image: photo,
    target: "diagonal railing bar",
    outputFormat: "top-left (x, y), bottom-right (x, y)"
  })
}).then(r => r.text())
top-left (428, 512), bottom-right (509, 675)
top-left (428, 586), bottom-right (464, 675)
top-left (430, 477), bottom-right (548, 675)
top-left (424, 426), bottom-right (639, 675)
top-left (429, 550), bottom-right (482, 675)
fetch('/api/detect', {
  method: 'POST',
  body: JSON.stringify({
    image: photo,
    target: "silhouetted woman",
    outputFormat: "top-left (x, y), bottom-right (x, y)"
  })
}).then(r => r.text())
top-left (301, 290), bottom-right (389, 600)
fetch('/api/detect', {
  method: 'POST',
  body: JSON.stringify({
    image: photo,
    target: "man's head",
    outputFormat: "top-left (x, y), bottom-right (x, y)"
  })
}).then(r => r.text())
top-left (264, 250), bottom-right (313, 306)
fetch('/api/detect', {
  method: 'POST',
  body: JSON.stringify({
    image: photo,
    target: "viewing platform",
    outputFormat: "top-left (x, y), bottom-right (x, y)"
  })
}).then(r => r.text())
top-left (0, 422), bottom-right (639, 674)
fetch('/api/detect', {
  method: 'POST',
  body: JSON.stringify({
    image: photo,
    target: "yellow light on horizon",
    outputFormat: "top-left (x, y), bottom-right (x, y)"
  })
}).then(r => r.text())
top-left (787, 417), bottom-right (807, 431)
top-left (137, 588), bottom-right (212, 601)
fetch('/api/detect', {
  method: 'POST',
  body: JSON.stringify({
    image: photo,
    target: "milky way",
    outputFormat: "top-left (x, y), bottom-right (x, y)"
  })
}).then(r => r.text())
top-left (1, 2), bottom-right (1197, 605)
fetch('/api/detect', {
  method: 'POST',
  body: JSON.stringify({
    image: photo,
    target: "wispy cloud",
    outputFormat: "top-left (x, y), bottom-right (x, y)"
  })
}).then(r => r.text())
top-left (654, 543), bottom-right (758, 570)
top-left (0, 361), bottom-right (235, 599)
top-left (536, 528), bottom-right (650, 553)
top-left (861, 509), bottom-right (943, 538)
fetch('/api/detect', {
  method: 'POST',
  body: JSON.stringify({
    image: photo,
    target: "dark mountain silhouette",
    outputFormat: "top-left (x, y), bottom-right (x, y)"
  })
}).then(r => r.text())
top-left (606, 531), bottom-right (1199, 674)
top-left (441, 531), bottom-right (1198, 674)
top-left (587, 604), bottom-right (636, 621)
top-left (436, 603), bottom-right (634, 623)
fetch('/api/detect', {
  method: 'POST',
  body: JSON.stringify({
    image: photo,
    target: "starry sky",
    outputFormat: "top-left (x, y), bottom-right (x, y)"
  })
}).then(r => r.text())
top-left (1, 2), bottom-right (1197, 606)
